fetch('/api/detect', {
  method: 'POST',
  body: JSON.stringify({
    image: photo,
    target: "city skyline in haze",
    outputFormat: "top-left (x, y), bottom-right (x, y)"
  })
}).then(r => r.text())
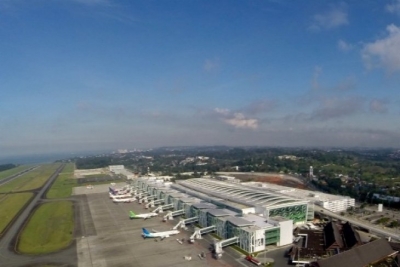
top-left (1, 0), bottom-right (400, 157)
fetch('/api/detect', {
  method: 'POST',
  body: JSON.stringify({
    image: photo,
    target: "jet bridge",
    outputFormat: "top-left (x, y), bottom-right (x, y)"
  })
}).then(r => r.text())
top-left (172, 216), bottom-right (199, 230)
top-left (145, 199), bottom-right (164, 209)
top-left (136, 192), bottom-right (149, 199)
top-left (163, 209), bottom-right (185, 221)
top-left (139, 194), bottom-right (157, 204)
top-left (189, 225), bottom-right (216, 243)
top-left (132, 189), bottom-right (144, 196)
top-left (152, 204), bottom-right (174, 213)
top-left (212, 237), bottom-right (239, 259)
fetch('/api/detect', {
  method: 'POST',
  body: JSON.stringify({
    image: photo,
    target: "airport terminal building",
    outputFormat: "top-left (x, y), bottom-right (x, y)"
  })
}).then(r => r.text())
top-left (130, 177), bottom-right (315, 254)
top-left (239, 181), bottom-right (355, 212)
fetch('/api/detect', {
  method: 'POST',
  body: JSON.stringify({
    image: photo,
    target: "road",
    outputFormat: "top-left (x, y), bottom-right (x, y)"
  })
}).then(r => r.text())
top-left (317, 208), bottom-right (400, 241)
top-left (0, 163), bottom-right (79, 267)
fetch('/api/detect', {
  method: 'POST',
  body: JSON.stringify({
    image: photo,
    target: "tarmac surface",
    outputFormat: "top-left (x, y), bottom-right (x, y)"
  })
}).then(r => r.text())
top-left (74, 184), bottom-right (258, 267)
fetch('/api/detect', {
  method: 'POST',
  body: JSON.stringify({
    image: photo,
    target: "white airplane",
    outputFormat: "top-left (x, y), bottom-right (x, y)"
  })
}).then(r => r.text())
top-left (129, 211), bottom-right (158, 219)
top-left (141, 227), bottom-right (180, 240)
top-left (109, 193), bottom-right (132, 199)
top-left (113, 197), bottom-right (136, 203)
top-left (109, 186), bottom-right (131, 195)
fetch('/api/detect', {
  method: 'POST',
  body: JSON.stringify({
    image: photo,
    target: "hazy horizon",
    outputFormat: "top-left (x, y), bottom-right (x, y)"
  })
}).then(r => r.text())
top-left (1, 1), bottom-right (400, 156)
top-left (2, 145), bottom-right (400, 165)
top-left (0, 150), bottom-right (112, 164)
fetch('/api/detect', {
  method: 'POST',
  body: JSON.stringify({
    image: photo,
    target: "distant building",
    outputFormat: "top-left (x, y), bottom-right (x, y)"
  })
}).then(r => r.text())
top-left (265, 216), bottom-right (293, 246)
top-left (312, 238), bottom-right (397, 267)
top-left (278, 155), bottom-right (299, 160)
top-left (109, 165), bottom-right (125, 173)
top-left (324, 222), bottom-right (359, 250)
top-left (378, 203), bottom-right (383, 212)
top-left (290, 221), bottom-right (362, 265)
top-left (242, 181), bottom-right (355, 213)
top-left (316, 198), bottom-right (355, 213)
top-left (373, 193), bottom-right (400, 203)
top-left (215, 175), bottom-right (237, 182)
top-left (74, 168), bottom-right (104, 178)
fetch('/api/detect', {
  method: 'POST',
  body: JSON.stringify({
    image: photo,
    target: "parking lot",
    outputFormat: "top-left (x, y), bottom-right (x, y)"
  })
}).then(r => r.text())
top-left (74, 185), bottom-right (253, 267)
top-left (76, 175), bottom-right (125, 184)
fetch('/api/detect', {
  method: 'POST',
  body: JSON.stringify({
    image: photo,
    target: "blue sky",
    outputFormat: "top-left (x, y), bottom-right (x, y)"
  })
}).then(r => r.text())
top-left (1, 0), bottom-right (400, 157)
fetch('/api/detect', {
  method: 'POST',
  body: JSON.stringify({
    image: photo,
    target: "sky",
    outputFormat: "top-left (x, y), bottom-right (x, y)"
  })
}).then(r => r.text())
top-left (1, 0), bottom-right (400, 157)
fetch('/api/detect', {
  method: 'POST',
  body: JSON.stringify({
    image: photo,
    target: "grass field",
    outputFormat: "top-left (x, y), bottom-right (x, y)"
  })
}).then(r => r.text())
top-left (17, 201), bottom-right (74, 254)
top-left (0, 163), bottom-right (61, 193)
top-left (46, 163), bottom-right (76, 199)
top-left (0, 165), bottom-right (35, 181)
top-left (0, 192), bottom-right (34, 236)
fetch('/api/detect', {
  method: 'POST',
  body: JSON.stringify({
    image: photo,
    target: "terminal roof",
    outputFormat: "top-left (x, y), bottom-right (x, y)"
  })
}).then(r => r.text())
top-left (206, 209), bottom-right (237, 217)
top-left (177, 178), bottom-right (308, 210)
top-left (243, 214), bottom-right (277, 228)
top-left (227, 216), bottom-right (255, 227)
top-left (191, 202), bottom-right (217, 209)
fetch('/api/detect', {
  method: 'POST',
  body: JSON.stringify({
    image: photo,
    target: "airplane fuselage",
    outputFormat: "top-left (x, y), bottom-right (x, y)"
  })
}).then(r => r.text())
top-left (110, 193), bottom-right (132, 199)
top-left (113, 197), bottom-right (136, 203)
top-left (130, 212), bottom-right (157, 219)
top-left (142, 229), bottom-right (179, 239)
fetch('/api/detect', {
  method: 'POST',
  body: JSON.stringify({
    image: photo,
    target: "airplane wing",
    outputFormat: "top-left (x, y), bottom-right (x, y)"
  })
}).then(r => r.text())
top-left (159, 234), bottom-right (170, 240)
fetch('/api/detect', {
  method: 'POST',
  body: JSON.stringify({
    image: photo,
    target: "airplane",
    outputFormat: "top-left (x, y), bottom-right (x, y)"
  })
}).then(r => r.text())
top-left (110, 193), bottom-right (132, 199)
top-left (109, 187), bottom-right (117, 195)
top-left (109, 186), bottom-right (131, 195)
top-left (141, 227), bottom-right (179, 240)
top-left (129, 211), bottom-right (158, 220)
top-left (113, 197), bottom-right (136, 203)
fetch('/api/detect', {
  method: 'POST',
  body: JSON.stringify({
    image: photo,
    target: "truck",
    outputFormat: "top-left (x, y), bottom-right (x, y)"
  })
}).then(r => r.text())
top-left (245, 255), bottom-right (261, 266)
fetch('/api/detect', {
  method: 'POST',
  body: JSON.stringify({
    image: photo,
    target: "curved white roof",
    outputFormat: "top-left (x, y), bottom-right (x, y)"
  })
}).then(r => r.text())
top-left (177, 178), bottom-right (308, 209)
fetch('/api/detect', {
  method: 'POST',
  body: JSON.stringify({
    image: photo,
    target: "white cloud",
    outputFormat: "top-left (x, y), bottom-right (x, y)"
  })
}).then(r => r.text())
top-left (214, 108), bottom-right (258, 129)
top-left (310, 66), bottom-right (357, 92)
top-left (225, 113), bottom-right (258, 129)
top-left (310, 4), bottom-right (348, 30)
top-left (214, 108), bottom-right (230, 116)
top-left (362, 24), bottom-right (400, 73)
top-left (312, 66), bottom-right (322, 90)
top-left (338, 39), bottom-right (353, 51)
top-left (386, 0), bottom-right (400, 15)
top-left (309, 96), bottom-right (365, 121)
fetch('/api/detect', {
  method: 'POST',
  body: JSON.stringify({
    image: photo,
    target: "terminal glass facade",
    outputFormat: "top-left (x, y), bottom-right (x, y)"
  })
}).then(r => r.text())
top-left (265, 228), bottom-right (280, 245)
top-left (225, 221), bottom-right (241, 239)
top-left (268, 204), bottom-right (307, 223)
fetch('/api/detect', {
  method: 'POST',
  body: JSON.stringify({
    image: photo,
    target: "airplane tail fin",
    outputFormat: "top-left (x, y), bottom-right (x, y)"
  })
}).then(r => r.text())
top-left (142, 228), bottom-right (150, 235)
top-left (129, 211), bottom-right (136, 218)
